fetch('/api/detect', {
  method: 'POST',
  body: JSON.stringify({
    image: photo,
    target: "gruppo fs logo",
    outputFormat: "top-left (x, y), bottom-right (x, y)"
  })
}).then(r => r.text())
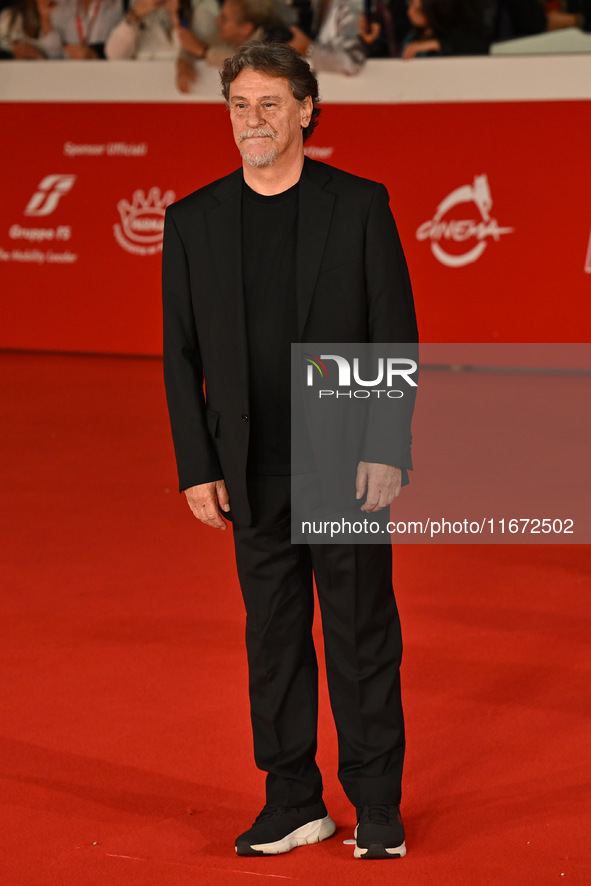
top-left (24, 175), bottom-right (77, 217)
top-left (303, 353), bottom-right (417, 399)
top-left (416, 174), bottom-right (514, 268)
top-left (114, 187), bottom-right (175, 256)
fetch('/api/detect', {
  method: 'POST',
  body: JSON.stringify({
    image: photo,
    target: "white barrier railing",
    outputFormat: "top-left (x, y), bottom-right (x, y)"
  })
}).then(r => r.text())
top-left (2, 54), bottom-right (591, 104)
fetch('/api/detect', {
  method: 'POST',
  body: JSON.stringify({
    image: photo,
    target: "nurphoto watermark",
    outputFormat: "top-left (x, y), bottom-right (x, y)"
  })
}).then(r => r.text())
top-left (291, 343), bottom-right (590, 544)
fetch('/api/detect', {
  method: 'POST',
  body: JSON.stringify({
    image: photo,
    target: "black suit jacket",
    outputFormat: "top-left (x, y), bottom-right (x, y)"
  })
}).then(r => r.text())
top-left (162, 157), bottom-right (418, 525)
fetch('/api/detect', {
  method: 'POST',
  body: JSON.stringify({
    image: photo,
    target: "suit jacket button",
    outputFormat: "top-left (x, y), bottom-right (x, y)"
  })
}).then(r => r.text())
top-left (241, 414), bottom-right (249, 422)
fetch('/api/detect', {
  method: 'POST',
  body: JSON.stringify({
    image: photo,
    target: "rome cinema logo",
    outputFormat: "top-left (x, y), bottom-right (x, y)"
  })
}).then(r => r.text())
top-left (416, 174), bottom-right (514, 268)
top-left (113, 187), bottom-right (175, 256)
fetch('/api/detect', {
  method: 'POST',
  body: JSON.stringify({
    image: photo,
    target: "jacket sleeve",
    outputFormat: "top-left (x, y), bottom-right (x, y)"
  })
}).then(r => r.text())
top-left (162, 206), bottom-right (223, 491)
top-left (365, 183), bottom-right (418, 345)
top-left (362, 183), bottom-right (418, 474)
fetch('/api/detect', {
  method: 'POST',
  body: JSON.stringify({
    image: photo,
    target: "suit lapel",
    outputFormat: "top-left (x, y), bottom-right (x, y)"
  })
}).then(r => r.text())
top-left (296, 159), bottom-right (335, 338)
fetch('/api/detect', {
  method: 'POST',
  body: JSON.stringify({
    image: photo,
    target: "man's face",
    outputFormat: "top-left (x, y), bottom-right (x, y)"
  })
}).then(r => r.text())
top-left (217, 0), bottom-right (254, 47)
top-left (228, 69), bottom-right (312, 170)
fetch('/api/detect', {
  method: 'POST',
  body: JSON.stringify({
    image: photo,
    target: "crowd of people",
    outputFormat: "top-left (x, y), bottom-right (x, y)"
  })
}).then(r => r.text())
top-left (1, 0), bottom-right (590, 78)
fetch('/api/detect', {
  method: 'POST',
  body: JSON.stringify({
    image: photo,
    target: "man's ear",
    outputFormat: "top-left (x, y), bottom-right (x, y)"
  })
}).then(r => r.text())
top-left (301, 95), bottom-right (313, 127)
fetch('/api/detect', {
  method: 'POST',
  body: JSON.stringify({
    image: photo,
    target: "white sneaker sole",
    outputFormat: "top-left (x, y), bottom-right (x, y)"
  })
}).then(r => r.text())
top-left (239, 814), bottom-right (336, 855)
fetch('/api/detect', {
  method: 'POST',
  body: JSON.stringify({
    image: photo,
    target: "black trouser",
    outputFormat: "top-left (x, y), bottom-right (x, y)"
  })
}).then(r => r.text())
top-left (231, 474), bottom-right (405, 810)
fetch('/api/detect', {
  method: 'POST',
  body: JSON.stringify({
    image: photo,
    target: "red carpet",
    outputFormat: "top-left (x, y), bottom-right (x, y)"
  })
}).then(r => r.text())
top-left (1, 351), bottom-right (589, 885)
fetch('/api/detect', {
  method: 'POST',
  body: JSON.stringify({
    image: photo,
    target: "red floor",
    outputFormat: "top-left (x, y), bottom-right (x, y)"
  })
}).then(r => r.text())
top-left (1, 351), bottom-right (589, 885)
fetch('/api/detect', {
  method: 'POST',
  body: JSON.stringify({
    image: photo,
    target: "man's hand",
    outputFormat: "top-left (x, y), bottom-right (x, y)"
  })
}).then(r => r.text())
top-left (358, 14), bottom-right (381, 45)
top-left (176, 56), bottom-right (197, 92)
top-left (184, 480), bottom-right (230, 529)
top-left (176, 27), bottom-right (207, 57)
top-left (546, 11), bottom-right (579, 31)
top-left (356, 462), bottom-right (402, 513)
top-left (402, 38), bottom-right (440, 59)
top-left (11, 41), bottom-right (45, 58)
top-left (63, 44), bottom-right (99, 58)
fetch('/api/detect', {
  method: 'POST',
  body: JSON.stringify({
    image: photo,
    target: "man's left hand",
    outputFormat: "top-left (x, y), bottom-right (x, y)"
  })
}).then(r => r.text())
top-left (356, 461), bottom-right (402, 512)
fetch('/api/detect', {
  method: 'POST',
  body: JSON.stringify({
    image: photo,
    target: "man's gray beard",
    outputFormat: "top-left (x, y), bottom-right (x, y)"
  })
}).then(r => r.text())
top-left (239, 129), bottom-right (278, 168)
top-left (240, 145), bottom-right (279, 168)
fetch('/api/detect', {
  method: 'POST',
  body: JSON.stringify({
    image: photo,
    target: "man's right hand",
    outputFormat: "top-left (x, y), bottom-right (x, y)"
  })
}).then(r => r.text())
top-left (184, 480), bottom-right (230, 530)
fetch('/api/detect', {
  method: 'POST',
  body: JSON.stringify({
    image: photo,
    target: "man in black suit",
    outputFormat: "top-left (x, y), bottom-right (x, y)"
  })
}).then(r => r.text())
top-left (163, 41), bottom-right (418, 860)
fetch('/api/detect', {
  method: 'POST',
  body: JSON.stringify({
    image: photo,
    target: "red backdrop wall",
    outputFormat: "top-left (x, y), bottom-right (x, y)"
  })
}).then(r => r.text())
top-left (1, 100), bottom-right (590, 353)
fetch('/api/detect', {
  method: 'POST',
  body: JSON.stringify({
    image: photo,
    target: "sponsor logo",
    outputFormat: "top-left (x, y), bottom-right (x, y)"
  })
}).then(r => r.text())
top-left (9, 225), bottom-right (72, 242)
top-left (24, 175), bottom-right (77, 217)
top-left (113, 187), bottom-right (175, 256)
top-left (63, 141), bottom-right (148, 157)
top-left (303, 352), bottom-right (417, 399)
top-left (416, 174), bottom-right (514, 268)
top-left (0, 247), bottom-right (77, 264)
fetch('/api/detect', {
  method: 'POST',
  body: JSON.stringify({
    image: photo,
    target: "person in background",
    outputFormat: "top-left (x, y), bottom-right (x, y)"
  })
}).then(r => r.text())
top-left (287, 0), bottom-right (366, 73)
top-left (485, 0), bottom-right (545, 40)
top-left (31, 0), bottom-right (123, 58)
top-left (358, 0), bottom-right (411, 57)
top-left (105, 0), bottom-right (217, 59)
top-left (176, 0), bottom-right (365, 85)
top-left (176, 0), bottom-right (293, 90)
top-left (0, 0), bottom-right (56, 56)
top-left (544, 0), bottom-right (591, 31)
top-left (401, 0), bottom-right (489, 57)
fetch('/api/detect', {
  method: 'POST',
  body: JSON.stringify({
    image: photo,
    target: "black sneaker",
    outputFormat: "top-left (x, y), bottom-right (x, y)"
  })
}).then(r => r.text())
top-left (235, 801), bottom-right (336, 856)
top-left (354, 805), bottom-right (406, 859)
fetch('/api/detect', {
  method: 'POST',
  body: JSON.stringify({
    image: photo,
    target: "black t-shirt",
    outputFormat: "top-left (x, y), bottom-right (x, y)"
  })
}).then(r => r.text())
top-left (242, 178), bottom-right (299, 474)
